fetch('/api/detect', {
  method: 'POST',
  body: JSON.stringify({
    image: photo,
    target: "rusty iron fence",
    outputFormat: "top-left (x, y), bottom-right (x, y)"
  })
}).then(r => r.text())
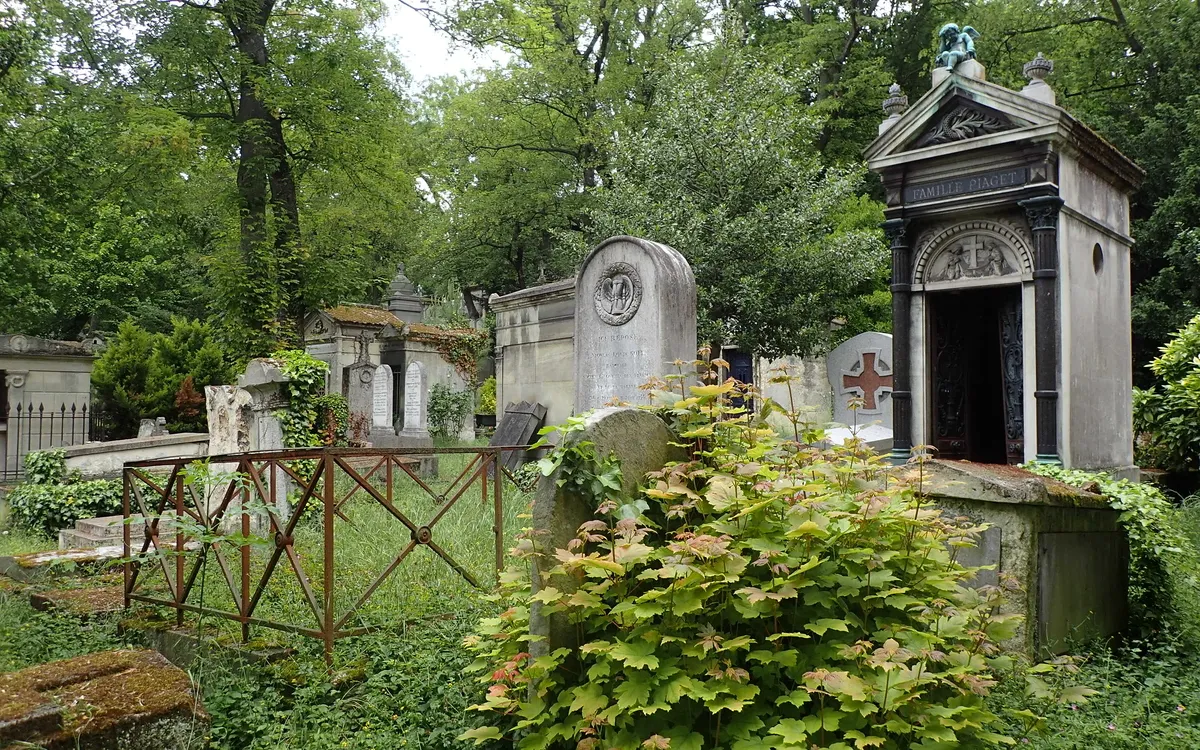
top-left (122, 446), bottom-right (530, 662)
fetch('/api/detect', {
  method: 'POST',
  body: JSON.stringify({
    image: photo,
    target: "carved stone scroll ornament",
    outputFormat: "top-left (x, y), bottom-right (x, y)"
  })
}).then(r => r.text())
top-left (915, 105), bottom-right (1013, 148)
top-left (594, 262), bottom-right (643, 326)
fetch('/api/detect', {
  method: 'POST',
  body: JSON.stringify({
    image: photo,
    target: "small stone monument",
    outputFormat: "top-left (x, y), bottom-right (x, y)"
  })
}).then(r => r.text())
top-left (345, 332), bottom-right (376, 444)
top-left (236, 359), bottom-right (289, 452)
top-left (399, 361), bottom-right (428, 439)
top-left (824, 332), bottom-right (894, 451)
top-left (574, 236), bottom-right (697, 412)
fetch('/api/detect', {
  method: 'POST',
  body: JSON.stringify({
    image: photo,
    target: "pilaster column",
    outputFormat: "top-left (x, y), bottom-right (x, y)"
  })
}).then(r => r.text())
top-left (1019, 195), bottom-right (1064, 464)
top-left (883, 218), bottom-right (912, 464)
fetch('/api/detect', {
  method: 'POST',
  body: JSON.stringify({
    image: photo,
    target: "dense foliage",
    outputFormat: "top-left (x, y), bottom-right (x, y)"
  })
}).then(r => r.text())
top-left (1132, 313), bottom-right (1200, 471)
top-left (428, 383), bottom-right (474, 439)
top-left (7, 450), bottom-right (122, 535)
top-left (478, 376), bottom-right (497, 416)
top-left (272, 349), bottom-right (333, 449)
top-left (90, 318), bottom-right (234, 437)
top-left (464, 375), bottom-right (1025, 748)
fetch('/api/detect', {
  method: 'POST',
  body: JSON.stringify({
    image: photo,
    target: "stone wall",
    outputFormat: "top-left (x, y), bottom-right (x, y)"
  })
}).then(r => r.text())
top-left (62, 433), bottom-right (210, 479)
top-left (491, 279), bottom-right (577, 427)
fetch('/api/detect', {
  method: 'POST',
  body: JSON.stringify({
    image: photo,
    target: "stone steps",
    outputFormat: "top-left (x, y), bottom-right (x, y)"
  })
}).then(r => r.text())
top-left (57, 514), bottom-right (177, 550)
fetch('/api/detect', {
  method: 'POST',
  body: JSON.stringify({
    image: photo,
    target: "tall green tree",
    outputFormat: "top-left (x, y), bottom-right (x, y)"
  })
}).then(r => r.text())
top-left (579, 49), bottom-right (887, 357)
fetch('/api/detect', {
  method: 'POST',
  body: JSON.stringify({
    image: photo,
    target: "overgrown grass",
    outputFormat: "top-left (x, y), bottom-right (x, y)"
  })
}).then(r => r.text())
top-left (0, 584), bottom-right (134, 672)
top-left (128, 451), bottom-right (529, 654)
top-left (0, 525), bottom-right (54, 556)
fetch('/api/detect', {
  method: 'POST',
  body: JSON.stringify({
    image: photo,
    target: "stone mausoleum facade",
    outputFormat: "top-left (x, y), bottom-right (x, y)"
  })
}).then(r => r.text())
top-left (865, 55), bottom-right (1143, 473)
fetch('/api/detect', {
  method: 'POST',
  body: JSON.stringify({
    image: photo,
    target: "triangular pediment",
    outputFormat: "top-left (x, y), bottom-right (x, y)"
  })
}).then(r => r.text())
top-left (902, 96), bottom-right (1018, 151)
top-left (865, 74), bottom-right (1065, 165)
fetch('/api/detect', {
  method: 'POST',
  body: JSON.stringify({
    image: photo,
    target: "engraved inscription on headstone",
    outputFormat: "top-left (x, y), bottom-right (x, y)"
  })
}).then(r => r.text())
top-left (401, 361), bottom-right (426, 434)
top-left (575, 236), bottom-right (697, 411)
top-left (903, 167), bottom-right (1027, 204)
top-left (372, 363), bottom-right (393, 429)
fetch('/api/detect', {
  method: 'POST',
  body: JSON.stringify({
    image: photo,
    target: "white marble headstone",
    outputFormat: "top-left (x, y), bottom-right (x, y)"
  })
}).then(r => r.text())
top-left (401, 361), bottom-right (427, 435)
top-left (574, 236), bottom-right (697, 411)
top-left (827, 332), bottom-right (894, 429)
top-left (372, 363), bottom-right (393, 429)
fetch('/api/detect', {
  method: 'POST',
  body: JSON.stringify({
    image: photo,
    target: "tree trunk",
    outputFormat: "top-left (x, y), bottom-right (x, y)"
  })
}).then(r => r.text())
top-left (224, 0), bottom-right (304, 349)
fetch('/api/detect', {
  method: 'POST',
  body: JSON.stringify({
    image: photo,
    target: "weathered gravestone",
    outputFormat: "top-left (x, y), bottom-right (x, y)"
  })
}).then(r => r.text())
top-left (823, 332), bottom-right (894, 451)
top-left (399, 361), bottom-right (428, 439)
top-left (372, 363), bottom-right (393, 430)
top-left (346, 360), bottom-right (376, 445)
top-left (529, 408), bottom-right (685, 657)
top-left (574, 236), bottom-right (697, 412)
top-left (488, 400), bottom-right (548, 472)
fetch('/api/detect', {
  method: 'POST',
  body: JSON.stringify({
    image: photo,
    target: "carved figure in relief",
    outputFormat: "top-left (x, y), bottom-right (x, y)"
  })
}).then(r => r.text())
top-left (593, 262), bottom-right (643, 326)
top-left (927, 235), bottom-right (1016, 282)
top-left (935, 23), bottom-right (980, 71)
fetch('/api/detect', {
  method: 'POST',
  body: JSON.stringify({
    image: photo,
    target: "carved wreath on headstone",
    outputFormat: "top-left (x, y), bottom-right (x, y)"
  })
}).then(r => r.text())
top-left (594, 262), bottom-right (643, 326)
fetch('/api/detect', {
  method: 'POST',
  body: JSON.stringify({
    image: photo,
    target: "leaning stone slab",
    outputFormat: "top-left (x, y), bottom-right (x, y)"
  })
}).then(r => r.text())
top-left (0, 545), bottom-right (125, 584)
top-left (0, 649), bottom-right (208, 749)
top-left (529, 407), bottom-right (685, 655)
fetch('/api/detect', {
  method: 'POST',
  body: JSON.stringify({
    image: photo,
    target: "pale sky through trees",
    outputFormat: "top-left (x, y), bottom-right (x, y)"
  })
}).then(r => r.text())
top-left (382, 1), bottom-right (508, 84)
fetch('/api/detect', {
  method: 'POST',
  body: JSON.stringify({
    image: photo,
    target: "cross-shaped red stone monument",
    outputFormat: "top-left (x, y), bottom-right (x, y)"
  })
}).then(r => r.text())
top-left (842, 352), bottom-right (893, 410)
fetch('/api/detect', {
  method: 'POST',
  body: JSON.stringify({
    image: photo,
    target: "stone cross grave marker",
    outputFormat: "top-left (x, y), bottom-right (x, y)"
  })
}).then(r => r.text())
top-left (827, 332), bottom-right (894, 429)
top-left (574, 236), bottom-right (697, 412)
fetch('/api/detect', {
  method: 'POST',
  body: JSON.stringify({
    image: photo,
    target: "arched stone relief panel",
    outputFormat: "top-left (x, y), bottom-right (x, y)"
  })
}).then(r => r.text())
top-left (913, 219), bottom-right (1034, 285)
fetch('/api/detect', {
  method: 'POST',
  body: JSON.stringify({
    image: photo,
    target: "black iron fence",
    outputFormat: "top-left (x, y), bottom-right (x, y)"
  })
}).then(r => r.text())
top-left (0, 401), bottom-right (114, 481)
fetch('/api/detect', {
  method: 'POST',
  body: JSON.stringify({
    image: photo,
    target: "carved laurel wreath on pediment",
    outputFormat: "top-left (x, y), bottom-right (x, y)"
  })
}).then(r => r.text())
top-left (915, 105), bottom-right (1013, 148)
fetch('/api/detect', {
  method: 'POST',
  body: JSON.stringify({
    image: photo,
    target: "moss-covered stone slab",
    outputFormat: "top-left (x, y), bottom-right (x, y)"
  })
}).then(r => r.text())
top-left (30, 585), bottom-right (125, 617)
top-left (0, 649), bottom-right (208, 749)
top-left (0, 545), bottom-right (124, 584)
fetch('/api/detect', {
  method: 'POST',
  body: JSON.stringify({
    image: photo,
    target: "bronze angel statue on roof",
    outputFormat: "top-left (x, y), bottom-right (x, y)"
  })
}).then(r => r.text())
top-left (935, 23), bottom-right (980, 71)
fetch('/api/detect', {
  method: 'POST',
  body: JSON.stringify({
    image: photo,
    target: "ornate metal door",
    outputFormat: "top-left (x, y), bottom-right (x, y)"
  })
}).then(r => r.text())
top-left (932, 306), bottom-right (968, 459)
top-left (999, 296), bottom-right (1024, 464)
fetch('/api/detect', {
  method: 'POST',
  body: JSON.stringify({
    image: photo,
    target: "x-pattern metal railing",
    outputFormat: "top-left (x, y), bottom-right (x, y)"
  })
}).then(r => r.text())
top-left (122, 446), bottom-right (527, 662)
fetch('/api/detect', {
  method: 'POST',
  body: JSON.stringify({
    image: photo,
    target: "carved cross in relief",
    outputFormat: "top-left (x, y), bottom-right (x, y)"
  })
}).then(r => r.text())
top-left (842, 352), bottom-right (893, 411)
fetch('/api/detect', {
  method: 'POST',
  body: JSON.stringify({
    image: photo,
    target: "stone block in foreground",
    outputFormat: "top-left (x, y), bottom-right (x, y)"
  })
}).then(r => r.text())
top-left (0, 649), bottom-right (208, 749)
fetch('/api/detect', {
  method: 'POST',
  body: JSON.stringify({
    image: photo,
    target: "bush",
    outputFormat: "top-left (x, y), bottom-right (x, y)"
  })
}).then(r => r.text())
top-left (428, 383), bottom-right (473, 439)
top-left (463, 374), bottom-right (1024, 749)
top-left (1133, 312), bottom-right (1200, 472)
top-left (92, 318), bottom-right (234, 437)
top-left (8, 450), bottom-right (122, 535)
top-left (477, 376), bottom-right (497, 416)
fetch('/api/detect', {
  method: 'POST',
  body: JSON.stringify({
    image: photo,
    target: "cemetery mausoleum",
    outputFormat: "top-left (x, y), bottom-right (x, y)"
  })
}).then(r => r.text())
top-left (865, 55), bottom-right (1143, 473)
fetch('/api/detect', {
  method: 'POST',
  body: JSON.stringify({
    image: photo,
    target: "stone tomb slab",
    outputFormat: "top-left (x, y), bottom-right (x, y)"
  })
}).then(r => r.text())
top-left (0, 649), bottom-right (208, 749)
top-left (907, 460), bottom-right (1126, 657)
top-left (489, 401), bottom-right (548, 472)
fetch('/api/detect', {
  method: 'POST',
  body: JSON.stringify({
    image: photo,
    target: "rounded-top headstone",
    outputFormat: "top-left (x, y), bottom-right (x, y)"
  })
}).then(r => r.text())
top-left (574, 236), bottom-right (697, 412)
